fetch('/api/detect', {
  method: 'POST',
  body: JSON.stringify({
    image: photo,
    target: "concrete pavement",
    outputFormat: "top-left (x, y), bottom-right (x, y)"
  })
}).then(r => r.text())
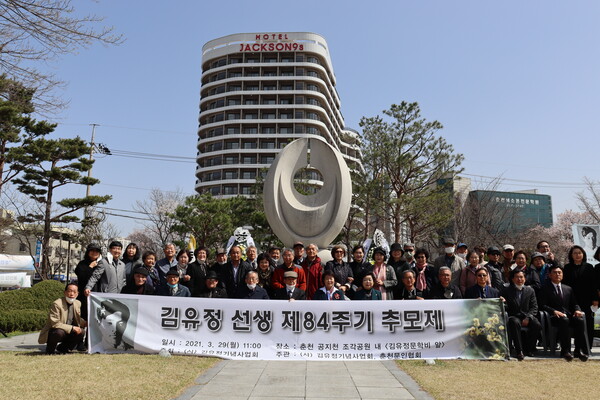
top-left (176, 360), bottom-right (433, 400)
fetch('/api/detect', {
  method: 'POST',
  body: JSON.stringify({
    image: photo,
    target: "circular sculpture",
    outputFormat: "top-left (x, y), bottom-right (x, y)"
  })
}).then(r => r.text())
top-left (263, 137), bottom-right (352, 248)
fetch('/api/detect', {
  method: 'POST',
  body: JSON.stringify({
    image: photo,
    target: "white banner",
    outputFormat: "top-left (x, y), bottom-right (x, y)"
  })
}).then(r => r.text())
top-left (88, 294), bottom-right (508, 360)
top-left (572, 224), bottom-right (600, 265)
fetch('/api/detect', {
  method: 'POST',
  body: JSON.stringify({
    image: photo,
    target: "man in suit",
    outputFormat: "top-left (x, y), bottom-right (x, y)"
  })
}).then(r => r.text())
top-left (501, 268), bottom-right (542, 360)
top-left (464, 268), bottom-right (500, 299)
top-left (220, 245), bottom-right (252, 298)
top-left (84, 240), bottom-right (126, 295)
top-left (427, 266), bottom-right (462, 299)
top-left (236, 270), bottom-right (269, 299)
top-left (540, 265), bottom-right (589, 361)
top-left (273, 271), bottom-right (306, 300)
top-left (38, 284), bottom-right (87, 354)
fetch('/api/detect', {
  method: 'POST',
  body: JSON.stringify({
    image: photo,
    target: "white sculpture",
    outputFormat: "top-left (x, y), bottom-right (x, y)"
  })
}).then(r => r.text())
top-left (263, 137), bottom-right (352, 250)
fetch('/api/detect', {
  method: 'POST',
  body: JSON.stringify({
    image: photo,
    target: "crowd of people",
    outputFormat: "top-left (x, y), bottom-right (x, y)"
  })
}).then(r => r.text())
top-left (39, 238), bottom-right (600, 361)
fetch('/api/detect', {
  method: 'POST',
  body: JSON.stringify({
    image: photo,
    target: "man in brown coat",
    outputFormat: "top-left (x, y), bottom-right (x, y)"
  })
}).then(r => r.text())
top-left (38, 283), bottom-right (87, 354)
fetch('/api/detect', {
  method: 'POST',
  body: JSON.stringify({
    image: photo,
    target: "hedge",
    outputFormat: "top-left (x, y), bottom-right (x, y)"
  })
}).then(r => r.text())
top-left (0, 279), bottom-right (66, 332)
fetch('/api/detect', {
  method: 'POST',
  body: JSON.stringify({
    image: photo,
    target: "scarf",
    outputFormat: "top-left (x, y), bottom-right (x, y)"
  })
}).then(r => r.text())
top-left (373, 263), bottom-right (387, 300)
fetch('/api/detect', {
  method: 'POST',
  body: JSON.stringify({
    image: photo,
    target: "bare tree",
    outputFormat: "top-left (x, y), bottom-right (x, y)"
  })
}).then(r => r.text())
top-left (0, 0), bottom-right (123, 111)
top-left (576, 177), bottom-right (600, 223)
top-left (127, 228), bottom-right (161, 255)
top-left (134, 188), bottom-right (185, 249)
top-left (453, 176), bottom-right (521, 247)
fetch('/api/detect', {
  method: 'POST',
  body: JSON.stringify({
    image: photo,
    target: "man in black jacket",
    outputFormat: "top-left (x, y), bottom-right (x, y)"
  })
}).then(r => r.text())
top-left (273, 271), bottom-right (306, 300)
top-left (501, 268), bottom-right (541, 360)
top-left (539, 265), bottom-right (589, 362)
top-left (219, 246), bottom-right (252, 298)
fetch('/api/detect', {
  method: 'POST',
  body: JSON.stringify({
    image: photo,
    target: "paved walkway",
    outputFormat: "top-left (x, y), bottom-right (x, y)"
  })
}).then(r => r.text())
top-left (177, 360), bottom-right (433, 400)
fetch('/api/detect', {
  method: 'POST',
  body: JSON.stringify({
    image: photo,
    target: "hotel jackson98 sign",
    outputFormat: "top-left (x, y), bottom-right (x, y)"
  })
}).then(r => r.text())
top-left (238, 33), bottom-right (304, 52)
top-left (88, 293), bottom-right (508, 361)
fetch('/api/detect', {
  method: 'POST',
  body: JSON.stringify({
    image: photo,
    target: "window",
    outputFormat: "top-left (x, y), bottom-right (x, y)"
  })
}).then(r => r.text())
top-left (280, 98), bottom-right (292, 104)
top-left (263, 113), bottom-right (276, 119)
top-left (224, 171), bottom-right (238, 179)
top-left (280, 113), bottom-right (292, 119)
top-left (242, 156), bottom-right (257, 164)
top-left (307, 98), bottom-right (319, 106)
top-left (263, 85), bottom-right (276, 91)
top-left (262, 127), bottom-right (276, 134)
top-left (227, 99), bottom-right (241, 106)
top-left (242, 171), bottom-right (256, 179)
top-left (244, 127), bottom-right (258, 134)
top-left (280, 85), bottom-right (293, 90)
top-left (295, 82), bottom-right (304, 90)
top-left (263, 99), bottom-right (276, 105)
top-left (295, 55), bottom-right (304, 62)
top-left (246, 86), bottom-right (259, 91)
top-left (307, 84), bottom-right (318, 91)
top-left (224, 156), bottom-right (238, 165)
top-left (244, 113), bottom-right (258, 119)
top-left (229, 85), bottom-right (242, 92)
top-left (240, 186), bottom-right (252, 195)
top-left (223, 186), bottom-right (238, 195)
top-left (280, 127), bottom-right (292, 134)
top-left (260, 141), bottom-right (275, 149)
top-left (261, 156), bottom-right (275, 164)
top-left (242, 142), bottom-right (257, 149)
top-left (295, 111), bottom-right (304, 119)
top-left (19, 243), bottom-right (27, 252)
top-left (244, 99), bottom-right (257, 105)
top-left (228, 72), bottom-right (242, 78)
top-left (210, 187), bottom-right (220, 195)
top-left (226, 127), bottom-right (240, 134)
top-left (227, 113), bottom-right (240, 120)
top-left (225, 141), bottom-right (240, 149)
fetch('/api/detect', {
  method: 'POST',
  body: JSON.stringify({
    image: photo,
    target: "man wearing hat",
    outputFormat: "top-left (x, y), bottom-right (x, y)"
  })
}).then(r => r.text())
top-left (293, 242), bottom-right (305, 265)
top-left (433, 238), bottom-right (465, 286)
top-left (501, 244), bottom-right (515, 283)
top-left (484, 246), bottom-right (505, 291)
top-left (121, 267), bottom-right (154, 295)
top-left (199, 270), bottom-right (227, 298)
top-left (274, 271), bottom-right (306, 300)
top-left (157, 267), bottom-right (191, 297)
top-left (530, 252), bottom-right (549, 288)
top-left (456, 243), bottom-right (468, 260)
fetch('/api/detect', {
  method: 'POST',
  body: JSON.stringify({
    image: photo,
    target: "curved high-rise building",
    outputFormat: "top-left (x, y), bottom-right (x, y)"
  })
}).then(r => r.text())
top-left (196, 32), bottom-right (362, 196)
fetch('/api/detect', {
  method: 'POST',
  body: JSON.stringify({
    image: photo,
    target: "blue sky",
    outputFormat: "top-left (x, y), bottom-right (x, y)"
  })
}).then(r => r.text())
top-left (42, 0), bottom-right (599, 236)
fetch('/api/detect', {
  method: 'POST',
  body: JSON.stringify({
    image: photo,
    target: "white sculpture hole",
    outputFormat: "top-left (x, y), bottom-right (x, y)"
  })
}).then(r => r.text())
top-left (293, 167), bottom-right (323, 195)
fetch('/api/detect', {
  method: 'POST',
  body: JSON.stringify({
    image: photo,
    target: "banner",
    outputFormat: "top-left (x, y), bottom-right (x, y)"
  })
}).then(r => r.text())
top-left (572, 224), bottom-right (600, 265)
top-left (88, 294), bottom-right (508, 361)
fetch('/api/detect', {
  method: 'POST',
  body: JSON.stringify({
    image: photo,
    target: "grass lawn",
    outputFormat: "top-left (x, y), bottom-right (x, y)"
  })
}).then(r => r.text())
top-left (1, 351), bottom-right (219, 400)
top-left (398, 359), bottom-right (600, 400)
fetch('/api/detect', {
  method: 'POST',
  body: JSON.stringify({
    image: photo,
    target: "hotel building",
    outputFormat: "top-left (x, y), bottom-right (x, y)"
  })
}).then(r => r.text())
top-left (195, 32), bottom-right (362, 196)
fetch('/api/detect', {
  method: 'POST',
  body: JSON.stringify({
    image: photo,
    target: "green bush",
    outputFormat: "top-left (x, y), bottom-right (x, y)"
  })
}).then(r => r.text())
top-left (0, 279), bottom-right (65, 332)
top-left (0, 309), bottom-right (47, 332)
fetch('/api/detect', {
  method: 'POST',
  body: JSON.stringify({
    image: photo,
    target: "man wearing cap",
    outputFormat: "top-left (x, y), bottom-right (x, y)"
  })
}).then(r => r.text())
top-left (220, 245), bottom-right (252, 298)
top-left (293, 242), bottom-right (305, 265)
top-left (433, 238), bottom-right (465, 286)
top-left (456, 243), bottom-right (468, 261)
top-left (121, 267), bottom-right (155, 295)
top-left (272, 248), bottom-right (307, 292)
top-left (484, 246), bottom-right (505, 291)
top-left (530, 252), bottom-right (549, 288)
top-left (501, 244), bottom-right (515, 283)
top-left (199, 270), bottom-right (227, 298)
top-left (157, 267), bottom-right (191, 297)
top-left (274, 271), bottom-right (306, 300)
top-left (39, 283), bottom-right (87, 354)
top-left (84, 241), bottom-right (126, 296)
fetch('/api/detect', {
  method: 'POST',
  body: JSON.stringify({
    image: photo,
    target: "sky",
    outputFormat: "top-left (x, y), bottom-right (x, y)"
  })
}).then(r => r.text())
top-left (32, 0), bottom-right (600, 238)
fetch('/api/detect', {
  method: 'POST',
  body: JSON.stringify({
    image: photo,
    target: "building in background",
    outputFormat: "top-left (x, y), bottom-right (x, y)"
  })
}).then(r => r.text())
top-left (195, 32), bottom-right (362, 196)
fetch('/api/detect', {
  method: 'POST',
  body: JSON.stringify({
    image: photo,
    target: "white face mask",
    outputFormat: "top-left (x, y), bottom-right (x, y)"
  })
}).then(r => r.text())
top-left (65, 297), bottom-right (75, 304)
top-left (514, 284), bottom-right (524, 290)
top-left (457, 253), bottom-right (466, 259)
top-left (591, 305), bottom-right (599, 313)
top-left (542, 252), bottom-right (550, 258)
top-left (247, 283), bottom-right (256, 290)
top-left (285, 284), bottom-right (296, 292)
top-left (444, 247), bottom-right (454, 254)
top-left (405, 251), bottom-right (414, 260)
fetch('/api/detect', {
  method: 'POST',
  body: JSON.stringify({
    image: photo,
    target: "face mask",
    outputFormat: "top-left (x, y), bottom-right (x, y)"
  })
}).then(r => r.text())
top-left (405, 251), bottom-right (414, 260)
top-left (285, 284), bottom-right (296, 291)
top-left (65, 297), bottom-right (75, 304)
top-left (247, 283), bottom-right (256, 290)
top-left (514, 284), bottom-right (524, 290)
top-left (444, 247), bottom-right (454, 254)
top-left (457, 253), bottom-right (466, 259)
top-left (591, 305), bottom-right (599, 313)
top-left (542, 252), bottom-right (550, 258)
top-left (167, 282), bottom-right (178, 288)
top-left (218, 261), bottom-right (226, 265)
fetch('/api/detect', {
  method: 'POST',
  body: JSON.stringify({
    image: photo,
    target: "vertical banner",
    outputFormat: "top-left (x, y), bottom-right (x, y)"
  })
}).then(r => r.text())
top-left (572, 224), bottom-right (600, 265)
top-left (88, 294), bottom-right (508, 360)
